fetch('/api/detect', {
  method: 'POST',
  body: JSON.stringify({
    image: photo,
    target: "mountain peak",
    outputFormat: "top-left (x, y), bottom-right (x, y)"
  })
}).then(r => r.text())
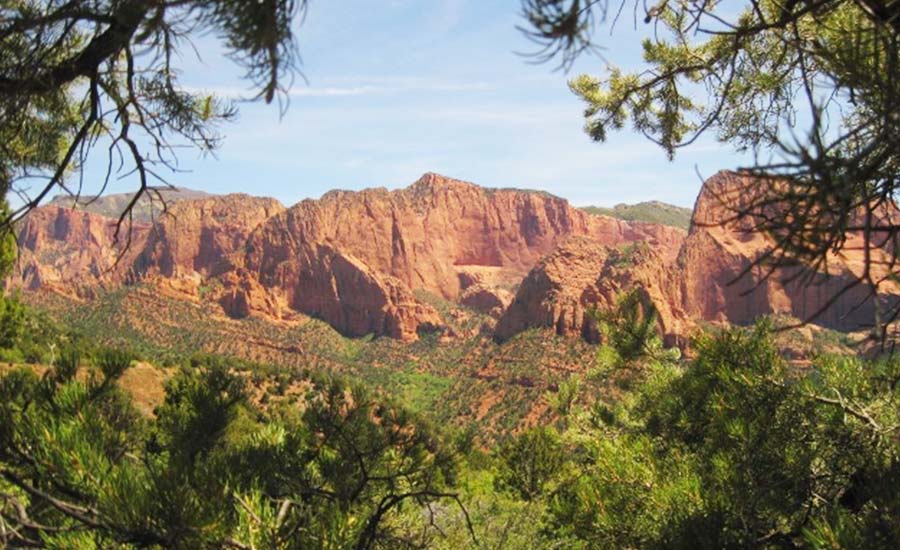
top-left (410, 172), bottom-right (477, 191)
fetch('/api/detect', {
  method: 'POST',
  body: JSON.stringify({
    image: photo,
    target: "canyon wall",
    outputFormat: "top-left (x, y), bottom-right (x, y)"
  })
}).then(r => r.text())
top-left (8, 171), bottom-right (896, 342)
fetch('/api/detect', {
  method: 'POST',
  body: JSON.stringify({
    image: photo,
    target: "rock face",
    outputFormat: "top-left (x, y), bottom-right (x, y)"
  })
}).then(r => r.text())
top-left (11, 170), bottom-right (894, 344)
top-left (494, 170), bottom-right (900, 344)
top-left (679, 171), bottom-right (900, 332)
top-left (218, 269), bottom-right (285, 320)
top-left (7, 207), bottom-right (150, 296)
top-left (242, 173), bottom-right (685, 300)
top-left (460, 284), bottom-right (514, 318)
top-left (133, 194), bottom-right (284, 280)
top-left (495, 236), bottom-right (688, 343)
top-left (237, 173), bottom-right (685, 339)
top-left (8, 194), bottom-right (283, 297)
top-left (9, 173), bottom-right (682, 341)
top-left (246, 241), bottom-right (443, 340)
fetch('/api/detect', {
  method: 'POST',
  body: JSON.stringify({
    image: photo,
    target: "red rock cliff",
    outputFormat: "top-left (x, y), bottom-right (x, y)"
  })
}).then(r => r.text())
top-left (237, 173), bottom-right (685, 339)
top-left (679, 170), bottom-right (900, 332)
top-left (495, 236), bottom-right (688, 344)
top-left (132, 194), bottom-right (284, 280)
top-left (242, 173), bottom-right (685, 300)
top-left (7, 207), bottom-right (150, 296)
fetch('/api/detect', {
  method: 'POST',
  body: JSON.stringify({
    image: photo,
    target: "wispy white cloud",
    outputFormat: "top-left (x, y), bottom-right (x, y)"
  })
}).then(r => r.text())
top-left (134, 1), bottom-right (748, 209)
top-left (183, 79), bottom-right (493, 100)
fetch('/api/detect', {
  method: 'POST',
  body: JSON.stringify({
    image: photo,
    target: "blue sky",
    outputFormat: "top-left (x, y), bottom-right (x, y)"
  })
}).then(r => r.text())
top-left (81, 1), bottom-right (750, 209)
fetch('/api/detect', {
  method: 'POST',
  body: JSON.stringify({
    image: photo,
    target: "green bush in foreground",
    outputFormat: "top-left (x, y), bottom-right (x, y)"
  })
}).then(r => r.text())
top-left (1, 298), bottom-right (898, 549)
top-left (0, 355), bottom-right (466, 549)
top-left (493, 323), bottom-right (900, 549)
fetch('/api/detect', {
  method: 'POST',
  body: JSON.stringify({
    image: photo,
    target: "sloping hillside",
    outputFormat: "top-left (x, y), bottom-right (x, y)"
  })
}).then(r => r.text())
top-left (582, 200), bottom-right (692, 230)
top-left (47, 187), bottom-right (212, 222)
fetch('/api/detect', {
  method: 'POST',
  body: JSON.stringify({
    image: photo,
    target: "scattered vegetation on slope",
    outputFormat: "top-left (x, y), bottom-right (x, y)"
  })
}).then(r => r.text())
top-left (24, 285), bottom-right (603, 443)
top-left (582, 201), bottom-right (692, 230)
top-left (47, 188), bottom-right (213, 222)
top-left (3, 289), bottom-right (897, 548)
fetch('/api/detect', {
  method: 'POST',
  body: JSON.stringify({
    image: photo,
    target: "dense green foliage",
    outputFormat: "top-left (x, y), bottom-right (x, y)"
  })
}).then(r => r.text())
top-left (0, 199), bottom-right (13, 276)
top-left (0, 197), bottom-right (44, 362)
top-left (483, 322), bottom-right (900, 549)
top-left (0, 352), bottom-right (469, 549)
top-left (494, 427), bottom-right (565, 501)
top-left (0, 291), bottom-right (25, 350)
top-left (0, 197), bottom-right (21, 349)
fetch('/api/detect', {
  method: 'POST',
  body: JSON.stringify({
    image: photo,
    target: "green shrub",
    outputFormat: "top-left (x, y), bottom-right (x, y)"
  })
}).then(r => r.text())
top-left (494, 427), bottom-right (566, 501)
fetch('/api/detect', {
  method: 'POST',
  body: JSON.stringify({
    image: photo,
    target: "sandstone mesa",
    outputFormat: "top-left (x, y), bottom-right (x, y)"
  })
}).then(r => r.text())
top-left (7, 171), bottom-right (897, 342)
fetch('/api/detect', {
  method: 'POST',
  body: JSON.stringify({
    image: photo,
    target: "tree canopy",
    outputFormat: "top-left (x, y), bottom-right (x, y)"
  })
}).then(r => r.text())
top-left (0, 353), bottom-right (472, 549)
top-left (0, 0), bottom-right (303, 231)
top-left (521, 0), bottom-right (900, 334)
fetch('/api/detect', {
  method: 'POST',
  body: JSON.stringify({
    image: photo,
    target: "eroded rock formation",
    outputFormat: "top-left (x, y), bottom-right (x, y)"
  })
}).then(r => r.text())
top-left (133, 194), bottom-right (284, 280)
top-left (9, 170), bottom-right (895, 344)
top-left (7, 207), bottom-right (150, 296)
top-left (235, 173), bottom-right (684, 338)
top-left (679, 171), bottom-right (900, 332)
top-left (459, 284), bottom-right (514, 318)
top-left (495, 236), bottom-right (688, 344)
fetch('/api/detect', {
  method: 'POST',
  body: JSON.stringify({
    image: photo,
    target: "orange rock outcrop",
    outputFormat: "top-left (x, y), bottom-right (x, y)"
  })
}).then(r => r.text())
top-left (679, 171), bottom-right (900, 332)
top-left (495, 236), bottom-right (688, 344)
top-left (236, 173), bottom-right (684, 339)
top-left (10, 170), bottom-right (897, 344)
top-left (7, 207), bottom-right (150, 297)
top-left (133, 194), bottom-right (284, 279)
top-left (495, 170), bottom-right (900, 344)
